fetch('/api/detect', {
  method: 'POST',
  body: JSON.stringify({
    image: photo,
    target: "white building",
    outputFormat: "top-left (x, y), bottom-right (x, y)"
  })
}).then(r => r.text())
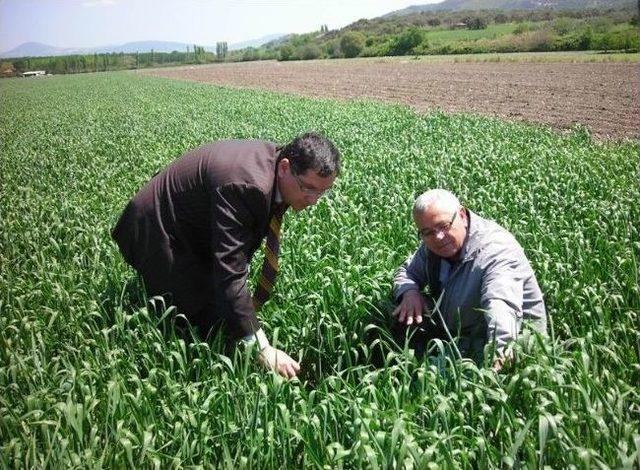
top-left (22, 70), bottom-right (47, 77)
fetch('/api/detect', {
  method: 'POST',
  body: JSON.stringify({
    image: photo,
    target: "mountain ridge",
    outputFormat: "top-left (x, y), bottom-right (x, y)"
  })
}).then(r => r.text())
top-left (1, 34), bottom-right (286, 59)
top-left (384, 0), bottom-right (636, 17)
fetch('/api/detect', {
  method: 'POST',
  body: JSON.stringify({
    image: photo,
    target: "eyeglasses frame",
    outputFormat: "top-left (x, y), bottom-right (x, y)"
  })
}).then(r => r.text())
top-left (291, 171), bottom-right (330, 198)
top-left (418, 210), bottom-right (458, 239)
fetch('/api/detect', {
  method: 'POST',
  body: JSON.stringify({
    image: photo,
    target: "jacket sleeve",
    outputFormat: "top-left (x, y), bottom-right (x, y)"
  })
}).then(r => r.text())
top-left (479, 250), bottom-right (526, 350)
top-left (393, 244), bottom-right (428, 300)
top-left (210, 183), bottom-right (267, 338)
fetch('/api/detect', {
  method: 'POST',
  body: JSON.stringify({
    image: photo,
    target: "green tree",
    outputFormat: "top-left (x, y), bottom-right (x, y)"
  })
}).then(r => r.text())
top-left (494, 13), bottom-right (508, 24)
top-left (300, 44), bottom-right (321, 60)
top-left (578, 27), bottom-right (593, 50)
top-left (242, 47), bottom-right (259, 61)
top-left (552, 17), bottom-right (575, 36)
top-left (464, 17), bottom-right (487, 30)
top-left (340, 31), bottom-right (366, 58)
top-left (279, 44), bottom-right (295, 61)
top-left (324, 39), bottom-right (341, 58)
top-left (216, 42), bottom-right (228, 60)
top-left (389, 28), bottom-right (423, 56)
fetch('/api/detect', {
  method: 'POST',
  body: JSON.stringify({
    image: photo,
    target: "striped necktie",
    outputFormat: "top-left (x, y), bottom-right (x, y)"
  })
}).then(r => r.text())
top-left (253, 203), bottom-right (288, 311)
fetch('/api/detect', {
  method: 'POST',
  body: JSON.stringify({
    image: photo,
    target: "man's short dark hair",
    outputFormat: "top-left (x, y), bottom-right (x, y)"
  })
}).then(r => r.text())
top-left (280, 132), bottom-right (341, 177)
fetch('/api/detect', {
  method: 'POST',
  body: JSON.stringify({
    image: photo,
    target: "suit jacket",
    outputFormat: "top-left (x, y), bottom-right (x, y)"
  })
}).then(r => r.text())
top-left (112, 139), bottom-right (282, 336)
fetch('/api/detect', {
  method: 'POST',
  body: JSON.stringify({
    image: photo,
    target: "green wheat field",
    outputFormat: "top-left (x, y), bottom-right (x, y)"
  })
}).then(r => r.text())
top-left (1, 72), bottom-right (638, 468)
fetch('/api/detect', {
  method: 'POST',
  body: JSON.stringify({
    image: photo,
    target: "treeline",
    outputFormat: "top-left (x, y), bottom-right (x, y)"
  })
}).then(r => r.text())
top-left (0, 43), bottom-right (229, 77)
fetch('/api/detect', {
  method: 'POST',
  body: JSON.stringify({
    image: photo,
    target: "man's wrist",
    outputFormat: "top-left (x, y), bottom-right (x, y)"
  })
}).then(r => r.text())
top-left (398, 288), bottom-right (420, 301)
top-left (241, 328), bottom-right (270, 350)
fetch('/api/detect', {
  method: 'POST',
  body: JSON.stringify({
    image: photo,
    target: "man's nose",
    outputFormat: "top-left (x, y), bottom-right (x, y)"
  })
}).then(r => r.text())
top-left (435, 230), bottom-right (446, 240)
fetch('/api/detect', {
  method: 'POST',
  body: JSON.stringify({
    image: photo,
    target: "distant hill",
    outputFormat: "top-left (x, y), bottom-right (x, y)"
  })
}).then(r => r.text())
top-left (0, 42), bottom-right (66, 58)
top-left (1, 35), bottom-right (287, 59)
top-left (0, 40), bottom-right (195, 59)
top-left (92, 41), bottom-right (195, 54)
top-left (384, 0), bottom-right (637, 16)
top-left (229, 33), bottom-right (286, 51)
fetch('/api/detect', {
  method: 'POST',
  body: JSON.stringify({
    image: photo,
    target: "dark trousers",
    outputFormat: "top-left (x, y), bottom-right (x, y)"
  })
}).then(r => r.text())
top-left (133, 244), bottom-right (226, 341)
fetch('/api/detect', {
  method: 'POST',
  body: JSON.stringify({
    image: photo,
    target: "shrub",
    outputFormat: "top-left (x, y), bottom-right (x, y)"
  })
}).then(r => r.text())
top-left (278, 44), bottom-right (295, 61)
top-left (340, 32), bottom-right (366, 58)
top-left (554, 27), bottom-right (593, 51)
top-left (597, 29), bottom-right (640, 52)
top-left (299, 44), bottom-right (321, 60)
top-left (241, 47), bottom-right (260, 62)
top-left (464, 16), bottom-right (487, 30)
top-left (324, 39), bottom-right (342, 59)
top-left (389, 28), bottom-right (424, 56)
top-left (551, 17), bottom-right (579, 36)
top-left (513, 22), bottom-right (532, 35)
top-left (494, 13), bottom-right (508, 24)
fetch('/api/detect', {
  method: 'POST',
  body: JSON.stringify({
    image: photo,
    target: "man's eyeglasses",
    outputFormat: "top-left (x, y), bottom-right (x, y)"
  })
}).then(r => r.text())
top-left (292, 173), bottom-right (330, 198)
top-left (418, 211), bottom-right (457, 239)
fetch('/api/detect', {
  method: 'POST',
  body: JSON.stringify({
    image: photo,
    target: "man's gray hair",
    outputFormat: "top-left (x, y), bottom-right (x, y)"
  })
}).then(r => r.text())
top-left (413, 189), bottom-right (461, 216)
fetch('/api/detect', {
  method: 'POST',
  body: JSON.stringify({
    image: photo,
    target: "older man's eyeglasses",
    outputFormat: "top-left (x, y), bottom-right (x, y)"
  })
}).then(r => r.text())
top-left (418, 211), bottom-right (457, 239)
top-left (292, 173), bottom-right (330, 198)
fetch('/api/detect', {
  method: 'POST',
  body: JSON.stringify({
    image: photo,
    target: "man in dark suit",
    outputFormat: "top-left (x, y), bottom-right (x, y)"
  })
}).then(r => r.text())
top-left (112, 132), bottom-right (340, 378)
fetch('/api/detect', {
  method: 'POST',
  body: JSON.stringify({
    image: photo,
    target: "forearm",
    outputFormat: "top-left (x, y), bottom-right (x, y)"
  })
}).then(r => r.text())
top-left (240, 328), bottom-right (270, 350)
top-left (484, 298), bottom-right (521, 350)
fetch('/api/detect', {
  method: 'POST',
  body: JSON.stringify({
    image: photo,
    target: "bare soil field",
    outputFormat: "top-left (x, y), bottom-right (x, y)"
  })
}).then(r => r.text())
top-left (143, 57), bottom-right (639, 140)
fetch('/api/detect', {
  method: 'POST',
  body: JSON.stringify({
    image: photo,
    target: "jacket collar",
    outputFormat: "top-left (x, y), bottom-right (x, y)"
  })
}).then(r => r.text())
top-left (458, 209), bottom-right (486, 262)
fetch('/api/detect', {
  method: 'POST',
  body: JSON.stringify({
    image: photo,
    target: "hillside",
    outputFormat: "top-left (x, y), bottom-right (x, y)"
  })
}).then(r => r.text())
top-left (385, 0), bottom-right (637, 16)
top-left (255, 3), bottom-right (638, 61)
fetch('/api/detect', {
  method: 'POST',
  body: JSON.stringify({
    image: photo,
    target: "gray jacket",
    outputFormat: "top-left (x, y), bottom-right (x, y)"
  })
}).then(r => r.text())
top-left (393, 210), bottom-right (547, 349)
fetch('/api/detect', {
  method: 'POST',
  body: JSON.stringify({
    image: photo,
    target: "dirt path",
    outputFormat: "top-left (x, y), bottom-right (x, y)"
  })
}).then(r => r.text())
top-left (143, 58), bottom-right (639, 140)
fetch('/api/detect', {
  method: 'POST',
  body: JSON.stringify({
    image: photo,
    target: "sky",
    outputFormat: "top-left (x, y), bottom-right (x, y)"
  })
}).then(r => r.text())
top-left (0, 0), bottom-right (439, 53)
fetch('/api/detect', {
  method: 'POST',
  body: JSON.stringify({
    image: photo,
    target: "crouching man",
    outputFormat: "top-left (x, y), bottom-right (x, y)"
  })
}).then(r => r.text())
top-left (112, 132), bottom-right (340, 379)
top-left (392, 189), bottom-right (547, 370)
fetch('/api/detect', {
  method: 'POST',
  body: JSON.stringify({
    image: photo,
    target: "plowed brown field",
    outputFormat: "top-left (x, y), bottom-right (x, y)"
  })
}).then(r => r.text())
top-left (143, 58), bottom-right (639, 140)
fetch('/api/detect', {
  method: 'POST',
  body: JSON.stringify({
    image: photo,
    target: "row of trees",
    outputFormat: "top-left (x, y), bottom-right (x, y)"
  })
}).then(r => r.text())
top-left (1, 44), bottom-right (227, 77)
top-left (216, 42), bottom-right (228, 59)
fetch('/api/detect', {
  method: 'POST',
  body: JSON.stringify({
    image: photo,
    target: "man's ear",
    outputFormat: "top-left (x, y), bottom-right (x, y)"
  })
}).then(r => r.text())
top-left (278, 158), bottom-right (290, 176)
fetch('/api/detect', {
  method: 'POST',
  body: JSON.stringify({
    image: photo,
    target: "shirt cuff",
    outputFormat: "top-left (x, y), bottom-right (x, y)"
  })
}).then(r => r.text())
top-left (240, 328), bottom-right (270, 350)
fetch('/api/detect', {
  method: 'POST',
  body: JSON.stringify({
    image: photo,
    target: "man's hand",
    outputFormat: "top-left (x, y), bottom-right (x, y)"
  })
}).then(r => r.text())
top-left (491, 349), bottom-right (514, 373)
top-left (392, 290), bottom-right (425, 325)
top-left (258, 346), bottom-right (300, 379)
